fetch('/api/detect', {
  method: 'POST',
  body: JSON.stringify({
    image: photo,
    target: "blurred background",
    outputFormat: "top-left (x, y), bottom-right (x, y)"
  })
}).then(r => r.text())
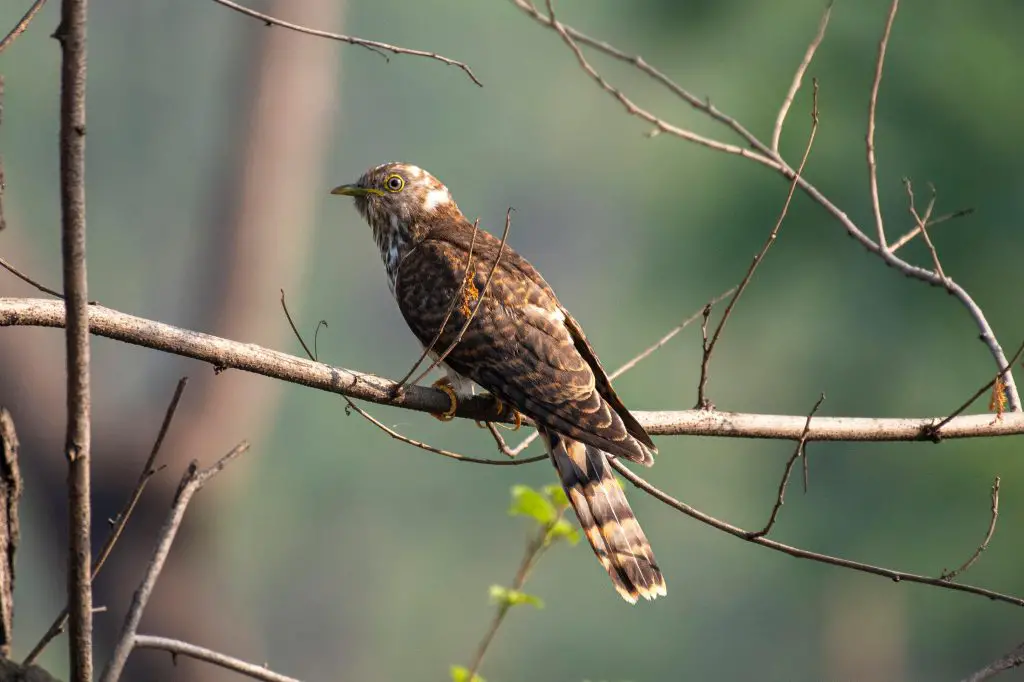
top-left (2, 0), bottom-right (1024, 680)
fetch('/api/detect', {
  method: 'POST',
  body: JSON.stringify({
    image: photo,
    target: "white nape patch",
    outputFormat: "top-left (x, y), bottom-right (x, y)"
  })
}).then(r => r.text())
top-left (422, 188), bottom-right (452, 212)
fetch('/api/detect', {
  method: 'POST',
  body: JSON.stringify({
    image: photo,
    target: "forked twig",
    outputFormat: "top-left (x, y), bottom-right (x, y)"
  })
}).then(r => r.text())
top-left (209, 0), bottom-right (482, 86)
top-left (408, 208), bottom-right (513, 388)
top-left (747, 393), bottom-right (825, 539)
top-left (903, 179), bottom-right (945, 280)
top-left (941, 476), bottom-right (1000, 582)
top-left (889, 208), bottom-right (973, 253)
top-left (696, 81), bottom-right (820, 408)
top-left (23, 378), bottom-right (188, 665)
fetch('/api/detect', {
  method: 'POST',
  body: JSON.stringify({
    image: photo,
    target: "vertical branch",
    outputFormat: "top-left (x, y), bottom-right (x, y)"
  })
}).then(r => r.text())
top-left (55, 0), bottom-right (93, 678)
top-left (0, 409), bottom-right (21, 658)
top-left (866, 0), bottom-right (899, 249)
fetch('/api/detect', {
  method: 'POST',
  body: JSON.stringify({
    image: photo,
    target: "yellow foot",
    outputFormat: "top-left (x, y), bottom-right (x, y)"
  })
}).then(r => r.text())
top-left (431, 377), bottom-right (458, 422)
top-left (474, 396), bottom-right (523, 431)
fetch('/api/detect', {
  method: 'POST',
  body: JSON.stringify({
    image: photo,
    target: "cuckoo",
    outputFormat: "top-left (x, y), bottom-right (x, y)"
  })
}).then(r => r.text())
top-left (332, 162), bottom-right (666, 603)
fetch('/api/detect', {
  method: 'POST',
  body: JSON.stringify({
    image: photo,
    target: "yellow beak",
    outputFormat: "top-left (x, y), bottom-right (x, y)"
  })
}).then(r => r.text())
top-left (330, 184), bottom-right (384, 197)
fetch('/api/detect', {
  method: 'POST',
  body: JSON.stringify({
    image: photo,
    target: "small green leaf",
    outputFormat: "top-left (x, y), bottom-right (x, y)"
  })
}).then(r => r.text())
top-left (450, 665), bottom-right (486, 682)
top-left (546, 518), bottom-right (581, 545)
top-left (509, 485), bottom-right (556, 525)
top-left (489, 584), bottom-right (544, 609)
top-left (542, 484), bottom-right (570, 509)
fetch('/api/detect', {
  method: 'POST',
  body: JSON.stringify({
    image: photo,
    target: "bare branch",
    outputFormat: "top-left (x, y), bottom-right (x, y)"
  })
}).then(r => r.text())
top-left (0, 257), bottom-right (65, 298)
top-left (609, 458), bottom-right (1024, 608)
top-left (54, 0), bottom-right (93, 676)
top-left (134, 635), bottom-right (301, 682)
top-left (771, 2), bottom-right (831, 153)
top-left (961, 641), bottom-right (1024, 682)
top-left (23, 378), bottom-right (188, 665)
top-left (0, 0), bottom-right (48, 54)
top-left (100, 442), bottom-right (251, 682)
top-left (941, 476), bottom-right (1000, 582)
top-left (6, 297), bottom-right (1024, 441)
top-left (0, 76), bottom-right (5, 233)
top-left (889, 208), bottom-right (973, 253)
top-left (903, 179), bottom-right (945, 280)
top-left (747, 393), bottom-right (825, 539)
top-left (209, 0), bottom-right (481, 86)
top-left (866, 0), bottom-right (899, 249)
top-left (0, 409), bottom-right (21, 659)
top-left (697, 82), bottom-right (819, 408)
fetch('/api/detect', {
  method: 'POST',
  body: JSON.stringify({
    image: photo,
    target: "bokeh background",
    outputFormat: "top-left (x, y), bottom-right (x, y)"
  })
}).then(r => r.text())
top-left (2, 1), bottom-right (1024, 680)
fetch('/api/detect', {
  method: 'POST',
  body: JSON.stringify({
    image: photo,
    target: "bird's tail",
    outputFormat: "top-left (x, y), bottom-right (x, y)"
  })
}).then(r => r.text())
top-left (540, 428), bottom-right (667, 604)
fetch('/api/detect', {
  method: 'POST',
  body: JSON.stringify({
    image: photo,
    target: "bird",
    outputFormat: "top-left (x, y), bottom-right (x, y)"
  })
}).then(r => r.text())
top-left (331, 162), bottom-right (666, 603)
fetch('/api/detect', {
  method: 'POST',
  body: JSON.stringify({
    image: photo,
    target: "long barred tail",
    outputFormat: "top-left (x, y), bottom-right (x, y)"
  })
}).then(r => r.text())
top-left (540, 428), bottom-right (667, 603)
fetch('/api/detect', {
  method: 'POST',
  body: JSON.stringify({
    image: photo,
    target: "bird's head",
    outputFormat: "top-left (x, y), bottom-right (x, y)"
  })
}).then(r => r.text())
top-left (331, 162), bottom-right (459, 245)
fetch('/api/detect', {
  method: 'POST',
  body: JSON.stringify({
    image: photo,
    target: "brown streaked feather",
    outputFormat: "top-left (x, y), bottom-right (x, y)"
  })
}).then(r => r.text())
top-left (541, 428), bottom-right (666, 603)
top-left (394, 231), bottom-right (653, 465)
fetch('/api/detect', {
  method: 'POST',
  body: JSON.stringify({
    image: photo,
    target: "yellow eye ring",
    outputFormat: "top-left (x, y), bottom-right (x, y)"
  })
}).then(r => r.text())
top-left (384, 174), bottom-right (405, 193)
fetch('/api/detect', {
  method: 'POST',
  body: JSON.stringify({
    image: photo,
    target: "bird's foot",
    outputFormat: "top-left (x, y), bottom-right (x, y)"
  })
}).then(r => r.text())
top-left (474, 395), bottom-right (522, 431)
top-left (431, 377), bottom-right (459, 422)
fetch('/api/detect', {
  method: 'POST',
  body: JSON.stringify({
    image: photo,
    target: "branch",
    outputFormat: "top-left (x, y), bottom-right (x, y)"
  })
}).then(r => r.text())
top-left (23, 378), bottom-right (188, 665)
top-left (0, 409), bottom-right (21, 659)
top-left (608, 459), bottom-right (1024, 608)
top-left (100, 442), bottom-right (250, 682)
top-left (866, 0), bottom-right (899, 248)
top-left (55, 0), bottom-right (93, 676)
top-left (771, 3), bottom-right (831, 153)
top-left (5, 297), bottom-right (1024, 441)
top-left (515, 0), bottom-right (1022, 412)
top-left (961, 641), bottom-right (1024, 682)
top-left (940, 476), bottom-right (1000, 582)
top-left (0, 0), bottom-right (48, 54)
top-left (209, 0), bottom-right (481, 86)
top-left (134, 635), bottom-right (300, 682)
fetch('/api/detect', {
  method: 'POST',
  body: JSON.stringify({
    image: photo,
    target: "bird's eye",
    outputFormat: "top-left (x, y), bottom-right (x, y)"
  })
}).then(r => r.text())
top-left (385, 174), bottom-right (405, 193)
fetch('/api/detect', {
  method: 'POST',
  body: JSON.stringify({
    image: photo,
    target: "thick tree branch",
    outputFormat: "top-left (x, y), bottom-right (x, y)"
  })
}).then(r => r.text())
top-left (2, 297), bottom-right (1022, 441)
top-left (54, 0), bottom-right (93, 677)
top-left (0, 409), bottom-right (21, 659)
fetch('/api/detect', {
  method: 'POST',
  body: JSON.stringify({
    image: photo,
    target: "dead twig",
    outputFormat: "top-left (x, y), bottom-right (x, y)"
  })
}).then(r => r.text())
top-left (608, 458), bottom-right (1024, 608)
top-left (0, 409), bottom-right (21, 658)
top-left (0, 257), bottom-right (65, 298)
top-left (940, 476), bottom-right (1000, 582)
top-left (889, 208), bottom-right (973, 253)
top-left (903, 179), bottom-right (945, 281)
top-left (23, 378), bottom-right (187, 665)
top-left (0, 0), bottom-right (48, 54)
top-left (866, 0), bottom-right (899, 249)
top-left (961, 640), bottom-right (1024, 682)
top-left (747, 393), bottom-right (825, 539)
top-left (696, 81), bottom-right (819, 408)
top-left (134, 635), bottom-right (300, 682)
top-left (99, 442), bottom-right (251, 682)
top-left (771, 2), bottom-right (832, 154)
top-left (208, 0), bottom-right (482, 86)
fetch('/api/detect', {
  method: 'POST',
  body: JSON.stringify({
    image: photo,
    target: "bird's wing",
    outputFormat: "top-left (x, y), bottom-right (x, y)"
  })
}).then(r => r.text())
top-left (394, 232), bottom-right (652, 465)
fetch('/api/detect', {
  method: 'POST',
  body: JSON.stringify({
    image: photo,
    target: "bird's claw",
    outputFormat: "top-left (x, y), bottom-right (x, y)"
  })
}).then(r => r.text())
top-left (474, 396), bottom-right (522, 431)
top-left (431, 377), bottom-right (458, 422)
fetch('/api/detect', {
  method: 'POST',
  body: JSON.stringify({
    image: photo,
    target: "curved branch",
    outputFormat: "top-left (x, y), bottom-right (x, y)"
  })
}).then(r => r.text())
top-left (3, 297), bottom-right (1023, 442)
top-left (134, 635), bottom-right (300, 682)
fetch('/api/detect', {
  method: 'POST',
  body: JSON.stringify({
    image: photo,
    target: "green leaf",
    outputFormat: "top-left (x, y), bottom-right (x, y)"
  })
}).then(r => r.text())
top-left (508, 485), bottom-right (556, 525)
top-left (545, 518), bottom-right (581, 545)
top-left (542, 484), bottom-right (570, 509)
top-left (450, 665), bottom-right (486, 682)
top-left (489, 584), bottom-right (545, 609)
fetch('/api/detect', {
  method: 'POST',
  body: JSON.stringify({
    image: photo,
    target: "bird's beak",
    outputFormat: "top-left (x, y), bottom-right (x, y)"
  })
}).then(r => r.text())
top-left (330, 184), bottom-right (384, 197)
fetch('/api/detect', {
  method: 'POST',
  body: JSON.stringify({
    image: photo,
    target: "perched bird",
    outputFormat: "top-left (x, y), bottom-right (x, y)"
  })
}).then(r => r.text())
top-left (332, 162), bottom-right (666, 603)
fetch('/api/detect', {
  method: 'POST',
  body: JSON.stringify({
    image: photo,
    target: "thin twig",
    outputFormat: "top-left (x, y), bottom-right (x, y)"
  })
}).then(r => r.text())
top-left (771, 2), bottom-right (832, 154)
top-left (100, 442), bottom-right (251, 682)
top-left (941, 476), bottom-right (1000, 582)
top-left (0, 76), bottom-right (5, 233)
top-left (889, 208), bottom-right (973, 252)
top-left (134, 635), bottom-right (301, 682)
top-left (464, 508), bottom-right (566, 680)
top-left (928, 337), bottom-right (1024, 438)
top-left (55, 0), bottom-right (93, 676)
top-left (23, 377), bottom-right (188, 665)
top-left (961, 640), bottom-right (1024, 682)
top-left (8, 297), bottom-right (1024, 440)
top-left (208, 0), bottom-right (482, 86)
top-left (608, 458), bottom-right (1024, 608)
top-left (0, 257), bottom-right (65, 298)
top-left (409, 208), bottom-right (513, 388)
top-left (392, 219), bottom-right (481, 394)
top-left (0, 0), bottom-right (48, 54)
top-left (747, 393), bottom-right (825, 539)
top-left (903, 179), bottom-right (945, 280)
top-left (696, 81), bottom-right (819, 408)
top-left (866, 0), bottom-right (899, 249)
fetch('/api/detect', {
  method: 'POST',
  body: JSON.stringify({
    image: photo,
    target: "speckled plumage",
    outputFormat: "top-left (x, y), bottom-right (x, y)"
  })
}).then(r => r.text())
top-left (334, 162), bottom-right (666, 603)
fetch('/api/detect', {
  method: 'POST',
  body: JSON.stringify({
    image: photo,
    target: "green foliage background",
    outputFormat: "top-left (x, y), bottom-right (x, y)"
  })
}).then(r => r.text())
top-left (3, 1), bottom-right (1024, 680)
